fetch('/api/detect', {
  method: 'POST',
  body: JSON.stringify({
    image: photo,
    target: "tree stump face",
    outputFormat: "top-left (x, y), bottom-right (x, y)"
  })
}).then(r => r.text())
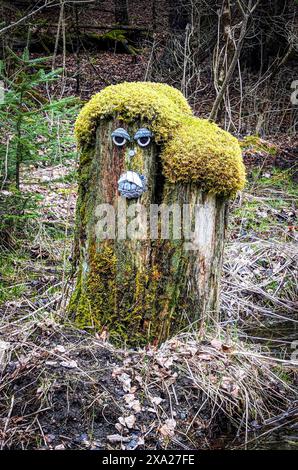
top-left (94, 119), bottom-right (159, 207)
top-left (69, 82), bottom-right (245, 346)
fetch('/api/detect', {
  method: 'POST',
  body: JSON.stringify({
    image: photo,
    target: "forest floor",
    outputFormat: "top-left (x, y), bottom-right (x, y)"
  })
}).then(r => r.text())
top-left (0, 157), bottom-right (297, 450)
top-left (0, 0), bottom-right (297, 449)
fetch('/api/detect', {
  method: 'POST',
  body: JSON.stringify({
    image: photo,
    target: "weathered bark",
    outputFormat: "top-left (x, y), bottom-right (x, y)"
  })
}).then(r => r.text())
top-left (114, 0), bottom-right (129, 25)
top-left (69, 119), bottom-right (228, 346)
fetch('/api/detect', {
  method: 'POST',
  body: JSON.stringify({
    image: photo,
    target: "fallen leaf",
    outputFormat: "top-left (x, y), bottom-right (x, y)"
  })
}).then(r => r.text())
top-left (124, 393), bottom-right (135, 404)
top-left (135, 375), bottom-right (143, 386)
top-left (148, 407), bottom-right (157, 413)
top-left (165, 372), bottom-right (178, 386)
top-left (151, 396), bottom-right (163, 405)
top-left (231, 385), bottom-right (240, 398)
top-left (0, 340), bottom-right (10, 369)
top-left (211, 338), bottom-right (222, 350)
top-left (159, 419), bottom-right (177, 437)
top-left (98, 326), bottom-right (109, 342)
top-left (107, 434), bottom-right (130, 443)
top-left (156, 356), bottom-right (174, 368)
top-left (222, 344), bottom-right (234, 353)
top-left (118, 417), bottom-right (126, 427)
top-left (198, 353), bottom-right (212, 361)
top-left (117, 372), bottom-right (132, 392)
top-left (53, 345), bottom-right (66, 353)
top-left (115, 423), bottom-right (123, 432)
top-left (61, 360), bottom-right (78, 369)
top-left (124, 415), bottom-right (136, 429)
top-left (129, 400), bottom-right (141, 413)
top-left (45, 360), bottom-right (58, 367)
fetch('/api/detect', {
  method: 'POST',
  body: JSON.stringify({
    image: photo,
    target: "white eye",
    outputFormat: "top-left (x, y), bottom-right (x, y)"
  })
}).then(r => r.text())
top-left (137, 135), bottom-right (151, 147)
top-left (113, 135), bottom-right (127, 147)
top-left (134, 128), bottom-right (153, 148)
top-left (111, 128), bottom-right (130, 147)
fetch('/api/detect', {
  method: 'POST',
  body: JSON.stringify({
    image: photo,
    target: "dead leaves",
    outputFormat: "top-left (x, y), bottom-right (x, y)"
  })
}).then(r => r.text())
top-left (123, 394), bottom-right (142, 413)
top-left (117, 414), bottom-right (136, 430)
top-left (150, 396), bottom-right (163, 406)
top-left (107, 434), bottom-right (131, 443)
top-left (107, 333), bottom-right (251, 450)
top-left (156, 355), bottom-right (175, 369)
top-left (113, 369), bottom-right (132, 392)
top-left (159, 418), bottom-right (177, 438)
top-left (60, 360), bottom-right (78, 369)
top-left (211, 338), bottom-right (234, 354)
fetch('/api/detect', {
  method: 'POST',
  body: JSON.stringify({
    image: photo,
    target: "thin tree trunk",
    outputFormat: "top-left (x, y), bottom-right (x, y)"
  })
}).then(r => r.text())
top-left (15, 97), bottom-right (23, 190)
top-left (209, 0), bottom-right (260, 122)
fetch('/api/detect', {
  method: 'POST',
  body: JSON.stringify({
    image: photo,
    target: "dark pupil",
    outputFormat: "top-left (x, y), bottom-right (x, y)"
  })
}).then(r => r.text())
top-left (115, 135), bottom-right (125, 144)
top-left (140, 136), bottom-right (149, 145)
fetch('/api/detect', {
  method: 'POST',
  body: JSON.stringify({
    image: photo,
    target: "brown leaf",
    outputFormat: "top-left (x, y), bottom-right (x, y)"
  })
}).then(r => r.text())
top-left (159, 419), bottom-right (177, 437)
top-left (211, 338), bottom-right (222, 350)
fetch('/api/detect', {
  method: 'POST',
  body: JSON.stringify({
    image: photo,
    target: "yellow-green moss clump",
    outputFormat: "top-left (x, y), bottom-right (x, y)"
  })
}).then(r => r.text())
top-left (70, 244), bottom-right (117, 330)
top-left (75, 81), bottom-right (192, 146)
top-left (161, 117), bottom-right (246, 196)
top-left (75, 81), bottom-right (245, 196)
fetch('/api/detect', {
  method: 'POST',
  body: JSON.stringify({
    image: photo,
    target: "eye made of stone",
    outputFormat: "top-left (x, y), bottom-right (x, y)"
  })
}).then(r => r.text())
top-left (134, 128), bottom-right (152, 148)
top-left (111, 128), bottom-right (130, 147)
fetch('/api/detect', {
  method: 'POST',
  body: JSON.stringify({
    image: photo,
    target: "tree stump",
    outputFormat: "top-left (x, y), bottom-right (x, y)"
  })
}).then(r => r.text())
top-left (69, 82), bottom-right (245, 346)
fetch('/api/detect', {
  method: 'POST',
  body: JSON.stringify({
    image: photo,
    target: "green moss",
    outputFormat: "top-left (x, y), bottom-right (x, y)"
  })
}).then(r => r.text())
top-left (75, 82), bottom-right (192, 146)
top-left (161, 116), bottom-right (245, 196)
top-left (126, 147), bottom-right (144, 173)
top-left (71, 244), bottom-right (117, 330)
top-left (240, 135), bottom-right (278, 155)
top-left (252, 168), bottom-right (298, 196)
top-left (69, 243), bottom-right (169, 346)
top-left (75, 81), bottom-right (245, 196)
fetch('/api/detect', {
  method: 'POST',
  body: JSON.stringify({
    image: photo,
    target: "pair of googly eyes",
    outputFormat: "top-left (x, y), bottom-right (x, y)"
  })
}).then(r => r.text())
top-left (111, 128), bottom-right (152, 148)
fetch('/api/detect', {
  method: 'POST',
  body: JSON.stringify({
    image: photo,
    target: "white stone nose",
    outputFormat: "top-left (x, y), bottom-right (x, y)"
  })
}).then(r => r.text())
top-left (128, 149), bottom-right (135, 157)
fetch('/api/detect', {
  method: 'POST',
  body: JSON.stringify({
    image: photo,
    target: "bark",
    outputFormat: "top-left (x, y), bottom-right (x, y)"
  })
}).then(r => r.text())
top-left (69, 119), bottom-right (228, 346)
top-left (114, 0), bottom-right (129, 25)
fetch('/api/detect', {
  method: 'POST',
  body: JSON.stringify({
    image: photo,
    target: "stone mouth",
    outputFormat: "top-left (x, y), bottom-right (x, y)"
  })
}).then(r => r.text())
top-left (118, 171), bottom-right (146, 199)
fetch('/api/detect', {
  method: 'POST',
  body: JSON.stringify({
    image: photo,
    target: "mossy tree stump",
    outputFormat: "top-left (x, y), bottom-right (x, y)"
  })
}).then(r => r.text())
top-left (69, 82), bottom-right (245, 346)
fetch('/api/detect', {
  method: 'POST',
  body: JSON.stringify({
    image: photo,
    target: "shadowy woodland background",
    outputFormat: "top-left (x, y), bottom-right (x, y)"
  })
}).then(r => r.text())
top-left (0, 0), bottom-right (297, 451)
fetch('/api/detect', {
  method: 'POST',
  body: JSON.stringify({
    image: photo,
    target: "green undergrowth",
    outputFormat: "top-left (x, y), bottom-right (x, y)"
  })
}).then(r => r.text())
top-left (251, 167), bottom-right (298, 196)
top-left (0, 250), bottom-right (31, 303)
top-left (229, 168), bottom-right (298, 240)
top-left (239, 135), bottom-right (278, 155)
top-left (0, 204), bottom-right (73, 307)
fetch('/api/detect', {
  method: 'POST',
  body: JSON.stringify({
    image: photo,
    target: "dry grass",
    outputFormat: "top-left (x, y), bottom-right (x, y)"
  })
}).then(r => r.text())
top-left (222, 175), bottom-right (298, 335)
top-left (0, 313), bottom-right (296, 450)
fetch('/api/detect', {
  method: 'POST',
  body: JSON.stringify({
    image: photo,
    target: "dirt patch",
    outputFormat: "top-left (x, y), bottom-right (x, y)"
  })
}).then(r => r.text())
top-left (0, 317), bottom-right (296, 450)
